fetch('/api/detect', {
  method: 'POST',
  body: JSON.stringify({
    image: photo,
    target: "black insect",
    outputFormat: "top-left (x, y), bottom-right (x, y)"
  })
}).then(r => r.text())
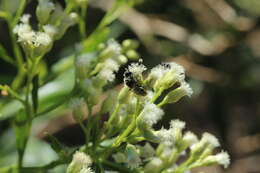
top-left (123, 70), bottom-right (147, 96)
top-left (161, 63), bottom-right (171, 69)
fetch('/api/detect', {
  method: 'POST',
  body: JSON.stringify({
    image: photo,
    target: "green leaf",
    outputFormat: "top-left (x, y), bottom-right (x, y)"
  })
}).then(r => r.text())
top-left (32, 75), bottom-right (39, 114)
top-left (0, 69), bottom-right (75, 120)
top-left (45, 133), bottom-right (64, 155)
top-left (13, 109), bottom-right (31, 165)
top-left (83, 28), bottom-right (110, 52)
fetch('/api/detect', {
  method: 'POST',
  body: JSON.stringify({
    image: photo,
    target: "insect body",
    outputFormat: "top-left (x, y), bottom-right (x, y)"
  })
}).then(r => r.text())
top-left (124, 70), bottom-right (147, 96)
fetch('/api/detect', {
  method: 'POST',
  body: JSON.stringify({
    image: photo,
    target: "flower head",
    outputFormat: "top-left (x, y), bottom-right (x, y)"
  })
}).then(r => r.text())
top-left (128, 61), bottom-right (147, 76)
top-left (67, 151), bottom-right (93, 173)
top-left (201, 151), bottom-right (230, 168)
top-left (139, 102), bottom-right (164, 127)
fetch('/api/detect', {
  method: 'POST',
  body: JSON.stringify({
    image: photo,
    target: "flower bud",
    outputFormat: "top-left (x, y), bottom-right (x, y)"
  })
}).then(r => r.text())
top-left (125, 144), bottom-right (141, 169)
top-left (36, 0), bottom-right (55, 24)
top-left (122, 39), bottom-right (139, 51)
top-left (75, 53), bottom-right (96, 80)
top-left (144, 157), bottom-right (163, 173)
top-left (160, 81), bottom-right (193, 105)
top-left (126, 50), bottom-right (139, 60)
top-left (137, 143), bottom-right (155, 158)
top-left (118, 86), bottom-right (131, 104)
top-left (69, 97), bottom-right (87, 123)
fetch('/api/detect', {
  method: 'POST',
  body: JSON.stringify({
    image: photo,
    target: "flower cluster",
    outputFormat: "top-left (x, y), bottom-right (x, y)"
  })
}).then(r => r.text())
top-left (66, 151), bottom-right (94, 173)
top-left (101, 61), bottom-right (230, 172)
top-left (111, 119), bottom-right (230, 173)
top-left (74, 39), bottom-right (140, 107)
top-left (13, 0), bottom-right (78, 58)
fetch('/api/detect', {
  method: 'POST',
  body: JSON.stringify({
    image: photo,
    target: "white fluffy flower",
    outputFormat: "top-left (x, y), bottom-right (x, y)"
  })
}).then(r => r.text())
top-left (139, 102), bottom-right (164, 127)
top-left (34, 32), bottom-right (52, 46)
top-left (72, 151), bottom-right (92, 167)
top-left (149, 63), bottom-right (170, 79)
top-left (170, 119), bottom-right (186, 130)
top-left (67, 151), bottom-right (93, 173)
top-left (201, 132), bottom-right (220, 149)
top-left (13, 24), bottom-right (35, 43)
top-left (128, 61), bottom-right (147, 76)
top-left (214, 151), bottom-right (230, 168)
top-left (98, 59), bottom-right (120, 82)
top-left (169, 62), bottom-right (185, 74)
top-left (183, 131), bottom-right (198, 146)
top-left (179, 81), bottom-right (193, 97)
top-left (202, 151), bottom-right (230, 168)
top-left (20, 14), bottom-right (31, 24)
top-left (156, 128), bottom-right (174, 146)
top-left (43, 24), bottom-right (57, 38)
top-left (107, 39), bottom-right (121, 56)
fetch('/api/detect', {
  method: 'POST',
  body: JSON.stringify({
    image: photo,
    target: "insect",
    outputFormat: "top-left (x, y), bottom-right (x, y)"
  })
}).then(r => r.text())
top-left (123, 70), bottom-right (147, 96)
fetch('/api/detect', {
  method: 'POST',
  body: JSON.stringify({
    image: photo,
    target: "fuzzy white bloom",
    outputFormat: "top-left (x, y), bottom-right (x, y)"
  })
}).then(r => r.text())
top-left (149, 63), bottom-right (170, 79)
top-left (67, 151), bottom-right (93, 173)
top-left (13, 16), bottom-right (52, 47)
top-left (128, 61), bottom-right (147, 76)
top-left (43, 24), bottom-right (57, 38)
top-left (98, 59), bottom-right (120, 82)
top-left (169, 62), bottom-right (185, 75)
top-left (106, 39), bottom-right (121, 56)
top-left (105, 59), bottom-right (120, 71)
top-left (170, 119), bottom-right (186, 130)
top-left (34, 32), bottom-right (52, 46)
top-left (144, 90), bottom-right (154, 101)
top-left (183, 131), bottom-right (199, 146)
top-left (179, 81), bottom-right (193, 97)
top-left (201, 132), bottom-right (220, 149)
top-left (112, 152), bottom-right (127, 163)
top-left (20, 14), bottom-right (31, 24)
top-left (99, 69), bottom-right (116, 82)
top-left (156, 128), bottom-right (174, 146)
top-left (13, 24), bottom-right (35, 43)
top-left (73, 151), bottom-right (92, 167)
top-left (138, 143), bottom-right (155, 158)
top-left (202, 151), bottom-right (230, 168)
top-left (139, 102), bottom-right (164, 127)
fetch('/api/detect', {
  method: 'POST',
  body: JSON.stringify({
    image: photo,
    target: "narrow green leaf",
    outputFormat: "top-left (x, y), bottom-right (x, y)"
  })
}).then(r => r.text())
top-left (44, 132), bottom-right (64, 155)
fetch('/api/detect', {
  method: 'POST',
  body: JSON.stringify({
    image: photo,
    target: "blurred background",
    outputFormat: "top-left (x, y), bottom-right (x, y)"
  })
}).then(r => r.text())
top-left (1, 0), bottom-right (260, 172)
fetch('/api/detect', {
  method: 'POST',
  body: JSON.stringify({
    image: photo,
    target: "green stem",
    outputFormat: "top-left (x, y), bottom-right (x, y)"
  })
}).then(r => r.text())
top-left (107, 103), bottom-right (121, 125)
top-left (78, 1), bottom-right (88, 39)
top-left (12, 0), bottom-right (27, 27)
top-left (7, 20), bottom-right (25, 90)
top-left (151, 88), bottom-right (164, 103)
